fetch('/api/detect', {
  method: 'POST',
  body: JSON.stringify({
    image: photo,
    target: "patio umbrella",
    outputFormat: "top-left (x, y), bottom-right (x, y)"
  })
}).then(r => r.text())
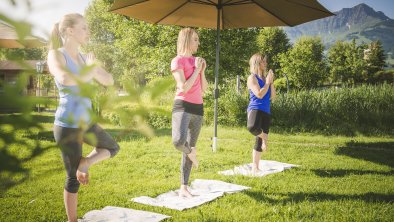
top-left (110, 0), bottom-right (334, 151)
top-left (0, 21), bottom-right (46, 48)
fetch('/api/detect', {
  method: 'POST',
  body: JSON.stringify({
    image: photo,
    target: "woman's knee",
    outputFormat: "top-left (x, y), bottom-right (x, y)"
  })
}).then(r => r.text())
top-left (247, 125), bottom-right (262, 136)
top-left (109, 143), bottom-right (120, 157)
top-left (172, 137), bottom-right (185, 150)
top-left (65, 176), bottom-right (80, 193)
top-left (172, 137), bottom-right (191, 153)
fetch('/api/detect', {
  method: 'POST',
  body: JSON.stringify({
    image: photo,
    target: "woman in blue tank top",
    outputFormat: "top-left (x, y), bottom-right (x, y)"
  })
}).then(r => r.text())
top-left (246, 53), bottom-right (276, 175)
top-left (47, 13), bottom-right (120, 222)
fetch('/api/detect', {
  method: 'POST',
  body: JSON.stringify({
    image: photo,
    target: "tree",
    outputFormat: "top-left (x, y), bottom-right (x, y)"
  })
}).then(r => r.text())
top-left (328, 41), bottom-right (349, 83)
top-left (365, 40), bottom-right (386, 78)
top-left (256, 27), bottom-right (290, 74)
top-left (279, 36), bottom-right (328, 89)
top-left (328, 39), bottom-right (366, 84)
top-left (345, 39), bottom-right (367, 84)
top-left (85, 0), bottom-right (261, 86)
top-left (197, 28), bottom-right (259, 82)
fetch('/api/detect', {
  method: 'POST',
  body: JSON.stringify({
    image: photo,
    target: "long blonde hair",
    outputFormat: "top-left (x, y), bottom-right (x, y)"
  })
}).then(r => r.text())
top-left (177, 28), bottom-right (197, 56)
top-left (249, 53), bottom-right (267, 78)
top-left (49, 13), bottom-right (84, 50)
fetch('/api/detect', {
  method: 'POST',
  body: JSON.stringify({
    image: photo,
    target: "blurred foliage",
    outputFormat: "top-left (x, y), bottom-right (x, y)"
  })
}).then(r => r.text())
top-left (0, 0), bottom-right (174, 193)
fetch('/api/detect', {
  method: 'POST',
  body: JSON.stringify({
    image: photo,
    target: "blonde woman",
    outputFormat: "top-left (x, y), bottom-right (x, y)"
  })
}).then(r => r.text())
top-left (246, 53), bottom-right (276, 174)
top-left (47, 13), bottom-right (119, 222)
top-left (171, 28), bottom-right (208, 198)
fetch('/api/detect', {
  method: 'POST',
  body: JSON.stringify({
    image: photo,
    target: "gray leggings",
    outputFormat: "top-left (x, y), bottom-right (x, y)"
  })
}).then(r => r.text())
top-left (53, 124), bottom-right (120, 193)
top-left (172, 111), bottom-right (203, 185)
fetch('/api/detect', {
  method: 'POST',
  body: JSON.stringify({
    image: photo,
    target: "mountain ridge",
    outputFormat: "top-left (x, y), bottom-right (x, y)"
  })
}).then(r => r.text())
top-left (284, 3), bottom-right (394, 54)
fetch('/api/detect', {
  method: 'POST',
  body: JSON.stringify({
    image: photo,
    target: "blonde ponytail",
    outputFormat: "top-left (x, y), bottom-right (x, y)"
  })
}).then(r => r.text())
top-left (48, 13), bottom-right (84, 50)
top-left (49, 23), bottom-right (62, 50)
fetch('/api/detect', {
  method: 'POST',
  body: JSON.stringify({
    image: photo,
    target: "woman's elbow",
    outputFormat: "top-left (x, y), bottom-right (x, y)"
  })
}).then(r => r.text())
top-left (56, 75), bottom-right (70, 85)
top-left (177, 85), bottom-right (187, 93)
top-left (256, 93), bottom-right (264, 99)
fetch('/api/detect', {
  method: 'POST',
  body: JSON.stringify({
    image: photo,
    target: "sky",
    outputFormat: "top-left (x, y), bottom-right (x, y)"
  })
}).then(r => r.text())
top-left (0, 0), bottom-right (393, 40)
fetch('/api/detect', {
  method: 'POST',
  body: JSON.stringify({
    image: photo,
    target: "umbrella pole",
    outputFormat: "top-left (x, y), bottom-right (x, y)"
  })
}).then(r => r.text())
top-left (213, 5), bottom-right (221, 152)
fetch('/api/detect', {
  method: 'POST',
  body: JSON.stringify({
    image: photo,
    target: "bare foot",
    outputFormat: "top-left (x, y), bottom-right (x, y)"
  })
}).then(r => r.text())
top-left (261, 143), bottom-right (268, 152)
top-left (251, 166), bottom-right (263, 176)
top-left (76, 157), bottom-right (89, 185)
top-left (187, 148), bottom-right (199, 169)
top-left (178, 186), bottom-right (193, 198)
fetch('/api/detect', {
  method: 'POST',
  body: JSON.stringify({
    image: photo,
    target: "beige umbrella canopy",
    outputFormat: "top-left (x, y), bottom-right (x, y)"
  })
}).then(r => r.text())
top-left (0, 21), bottom-right (46, 48)
top-left (110, 0), bottom-right (333, 28)
top-left (110, 0), bottom-right (334, 150)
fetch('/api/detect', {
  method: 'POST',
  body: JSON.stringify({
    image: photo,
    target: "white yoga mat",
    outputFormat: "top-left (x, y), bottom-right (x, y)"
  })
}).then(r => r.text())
top-left (218, 160), bottom-right (298, 177)
top-left (82, 206), bottom-right (171, 222)
top-left (132, 179), bottom-right (250, 211)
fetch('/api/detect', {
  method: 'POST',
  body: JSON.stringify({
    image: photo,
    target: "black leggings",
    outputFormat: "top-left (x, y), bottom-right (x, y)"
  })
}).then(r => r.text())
top-left (247, 110), bottom-right (271, 152)
top-left (53, 124), bottom-right (120, 193)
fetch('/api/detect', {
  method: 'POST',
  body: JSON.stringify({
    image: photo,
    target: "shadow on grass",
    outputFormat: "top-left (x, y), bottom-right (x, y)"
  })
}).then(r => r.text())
top-left (313, 169), bottom-right (394, 177)
top-left (26, 130), bottom-right (55, 142)
top-left (245, 190), bottom-right (394, 204)
top-left (0, 144), bottom-right (54, 197)
top-left (31, 114), bottom-right (54, 124)
top-left (335, 141), bottom-right (394, 168)
top-left (0, 113), bottom-right (54, 125)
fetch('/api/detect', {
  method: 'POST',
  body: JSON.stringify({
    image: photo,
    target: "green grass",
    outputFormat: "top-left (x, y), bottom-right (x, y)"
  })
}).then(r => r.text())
top-left (1, 113), bottom-right (393, 222)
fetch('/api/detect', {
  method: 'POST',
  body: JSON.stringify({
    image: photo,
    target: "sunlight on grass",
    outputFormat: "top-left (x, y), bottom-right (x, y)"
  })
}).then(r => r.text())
top-left (1, 116), bottom-right (393, 221)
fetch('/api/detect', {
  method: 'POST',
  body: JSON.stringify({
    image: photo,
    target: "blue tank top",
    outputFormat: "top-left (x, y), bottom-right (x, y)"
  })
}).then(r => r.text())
top-left (54, 48), bottom-right (92, 128)
top-left (247, 74), bottom-right (271, 114)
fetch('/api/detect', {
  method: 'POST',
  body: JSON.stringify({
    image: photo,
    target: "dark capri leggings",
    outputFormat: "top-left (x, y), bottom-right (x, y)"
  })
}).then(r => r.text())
top-left (247, 109), bottom-right (271, 152)
top-left (54, 124), bottom-right (120, 193)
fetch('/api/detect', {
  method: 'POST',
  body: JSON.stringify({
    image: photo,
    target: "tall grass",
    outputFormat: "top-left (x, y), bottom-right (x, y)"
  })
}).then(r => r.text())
top-left (203, 84), bottom-right (393, 135)
top-left (272, 84), bottom-right (394, 135)
top-left (103, 84), bottom-right (393, 136)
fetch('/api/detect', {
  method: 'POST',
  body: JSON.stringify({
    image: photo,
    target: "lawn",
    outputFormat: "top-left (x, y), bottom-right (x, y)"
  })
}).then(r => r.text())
top-left (0, 113), bottom-right (393, 221)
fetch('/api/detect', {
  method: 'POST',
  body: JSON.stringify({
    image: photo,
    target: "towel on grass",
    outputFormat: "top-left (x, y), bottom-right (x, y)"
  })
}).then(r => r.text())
top-left (218, 160), bottom-right (298, 177)
top-left (132, 179), bottom-right (250, 211)
top-left (82, 206), bottom-right (170, 222)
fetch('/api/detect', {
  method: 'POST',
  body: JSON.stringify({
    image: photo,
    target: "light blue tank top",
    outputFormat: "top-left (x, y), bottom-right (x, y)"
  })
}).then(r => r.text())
top-left (247, 74), bottom-right (271, 114)
top-left (54, 48), bottom-right (92, 128)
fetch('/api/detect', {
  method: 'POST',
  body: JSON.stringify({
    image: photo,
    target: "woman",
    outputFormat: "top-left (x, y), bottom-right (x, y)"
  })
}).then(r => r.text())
top-left (246, 53), bottom-right (276, 174)
top-left (171, 28), bottom-right (208, 198)
top-left (47, 13), bottom-right (120, 222)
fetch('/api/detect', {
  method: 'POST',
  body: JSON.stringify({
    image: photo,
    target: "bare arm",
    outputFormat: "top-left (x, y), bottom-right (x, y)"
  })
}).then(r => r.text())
top-left (172, 59), bottom-right (202, 94)
top-left (85, 53), bottom-right (114, 86)
top-left (47, 49), bottom-right (94, 86)
top-left (200, 59), bottom-right (208, 93)
top-left (247, 74), bottom-right (270, 99)
top-left (268, 69), bottom-right (276, 100)
top-left (270, 82), bottom-right (276, 100)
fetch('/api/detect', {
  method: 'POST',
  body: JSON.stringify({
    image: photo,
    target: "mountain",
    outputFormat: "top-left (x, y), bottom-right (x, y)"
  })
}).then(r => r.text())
top-left (284, 3), bottom-right (394, 54)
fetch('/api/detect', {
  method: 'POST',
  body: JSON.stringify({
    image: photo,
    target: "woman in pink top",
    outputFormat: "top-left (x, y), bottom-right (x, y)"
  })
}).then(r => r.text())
top-left (171, 28), bottom-right (208, 198)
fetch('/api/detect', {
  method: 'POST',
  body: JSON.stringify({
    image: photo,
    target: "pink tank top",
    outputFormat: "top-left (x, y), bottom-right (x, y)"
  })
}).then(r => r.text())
top-left (171, 55), bottom-right (203, 104)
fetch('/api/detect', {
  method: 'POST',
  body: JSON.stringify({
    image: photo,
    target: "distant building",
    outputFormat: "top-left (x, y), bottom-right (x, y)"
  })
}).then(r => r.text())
top-left (0, 60), bottom-right (51, 112)
top-left (0, 60), bottom-right (48, 95)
